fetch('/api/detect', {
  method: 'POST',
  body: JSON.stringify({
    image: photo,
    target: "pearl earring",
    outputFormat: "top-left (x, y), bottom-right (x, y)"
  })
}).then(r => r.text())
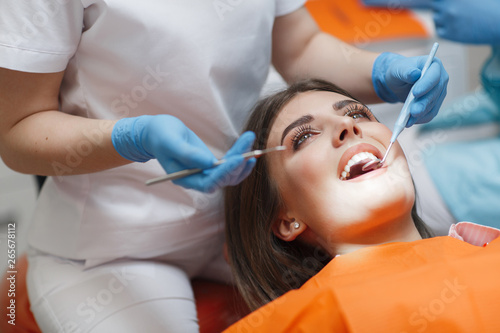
top-left (292, 222), bottom-right (300, 229)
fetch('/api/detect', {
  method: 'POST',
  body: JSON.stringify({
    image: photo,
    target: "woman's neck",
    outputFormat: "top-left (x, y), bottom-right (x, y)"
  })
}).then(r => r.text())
top-left (333, 214), bottom-right (422, 256)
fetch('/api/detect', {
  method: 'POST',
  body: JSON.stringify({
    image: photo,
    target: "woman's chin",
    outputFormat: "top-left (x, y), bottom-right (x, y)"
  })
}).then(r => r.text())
top-left (338, 173), bottom-right (415, 222)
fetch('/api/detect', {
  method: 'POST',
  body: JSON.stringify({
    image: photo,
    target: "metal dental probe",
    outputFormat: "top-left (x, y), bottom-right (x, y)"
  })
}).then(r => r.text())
top-left (145, 145), bottom-right (286, 186)
top-left (362, 42), bottom-right (440, 172)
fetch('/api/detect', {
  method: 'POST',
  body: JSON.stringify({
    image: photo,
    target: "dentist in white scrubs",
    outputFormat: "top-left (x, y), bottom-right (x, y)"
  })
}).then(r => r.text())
top-left (0, 1), bottom-right (448, 332)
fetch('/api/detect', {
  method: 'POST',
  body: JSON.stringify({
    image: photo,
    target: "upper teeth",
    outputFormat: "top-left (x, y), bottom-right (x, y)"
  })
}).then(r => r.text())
top-left (341, 152), bottom-right (378, 180)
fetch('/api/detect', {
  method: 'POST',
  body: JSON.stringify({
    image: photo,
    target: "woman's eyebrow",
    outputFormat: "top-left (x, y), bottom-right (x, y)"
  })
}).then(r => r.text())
top-left (332, 99), bottom-right (359, 111)
top-left (280, 114), bottom-right (314, 145)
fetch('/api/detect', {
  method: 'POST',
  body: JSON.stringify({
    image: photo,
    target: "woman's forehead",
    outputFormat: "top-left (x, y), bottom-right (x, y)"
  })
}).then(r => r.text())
top-left (275, 91), bottom-right (354, 124)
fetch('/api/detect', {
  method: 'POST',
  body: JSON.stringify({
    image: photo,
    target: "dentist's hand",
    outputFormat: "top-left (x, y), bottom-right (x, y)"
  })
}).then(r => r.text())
top-left (112, 115), bottom-right (256, 193)
top-left (372, 52), bottom-right (449, 127)
top-left (361, 0), bottom-right (432, 8)
top-left (433, 0), bottom-right (500, 44)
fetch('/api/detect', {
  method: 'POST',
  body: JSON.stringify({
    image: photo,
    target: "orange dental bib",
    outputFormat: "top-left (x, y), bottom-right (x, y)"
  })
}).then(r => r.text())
top-left (225, 236), bottom-right (500, 332)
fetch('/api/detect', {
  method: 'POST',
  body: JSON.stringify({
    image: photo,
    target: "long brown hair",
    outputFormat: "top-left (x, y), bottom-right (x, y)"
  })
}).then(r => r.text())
top-left (224, 79), bottom-right (433, 311)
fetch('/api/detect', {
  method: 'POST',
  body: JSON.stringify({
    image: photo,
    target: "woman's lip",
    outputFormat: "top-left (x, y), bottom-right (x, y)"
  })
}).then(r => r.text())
top-left (337, 143), bottom-right (383, 178)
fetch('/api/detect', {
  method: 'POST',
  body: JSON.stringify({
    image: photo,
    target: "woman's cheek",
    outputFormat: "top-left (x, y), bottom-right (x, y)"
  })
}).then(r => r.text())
top-left (279, 157), bottom-right (323, 207)
top-left (295, 152), bottom-right (330, 186)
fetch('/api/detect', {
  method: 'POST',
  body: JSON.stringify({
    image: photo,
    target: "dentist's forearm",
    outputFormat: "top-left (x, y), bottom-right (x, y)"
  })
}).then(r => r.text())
top-left (0, 68), bottom-right (130, 177)
top-left (272, 7), bottom-right (382, 104)
top-left (0, 111), bottom-right (129, 176)
top-left (286, 32), bottom-right (381, 103)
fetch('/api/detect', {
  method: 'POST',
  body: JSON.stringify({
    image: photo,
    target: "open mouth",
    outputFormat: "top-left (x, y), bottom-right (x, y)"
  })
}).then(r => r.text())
top-left (340, 152), bottom-right (379, 180)
top-left (338, 143), bottom-right (383, 181)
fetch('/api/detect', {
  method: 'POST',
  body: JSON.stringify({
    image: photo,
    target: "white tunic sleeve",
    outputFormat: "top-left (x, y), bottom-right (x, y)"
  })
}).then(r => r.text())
top-left (0, 1), bottom-right (84, 73)
top-left (275, 0), bottom-right (307, 17)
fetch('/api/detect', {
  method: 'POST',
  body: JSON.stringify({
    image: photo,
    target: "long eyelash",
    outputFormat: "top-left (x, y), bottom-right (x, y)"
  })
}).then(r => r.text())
top-left (291, 124), bottom-right (314, 150)
top-left (344, 104), bottom-right (374, 119)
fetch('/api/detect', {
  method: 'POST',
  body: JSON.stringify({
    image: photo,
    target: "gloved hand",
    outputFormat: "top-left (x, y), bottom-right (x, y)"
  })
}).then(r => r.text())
top-left (361, 0), bottom-right (432, 8)
top-left (433, 0), bottom-right (500, 44)
top-left (112, 115), bottom-right (256, 193)
top-left (372, 52), bottom-right (449, 127)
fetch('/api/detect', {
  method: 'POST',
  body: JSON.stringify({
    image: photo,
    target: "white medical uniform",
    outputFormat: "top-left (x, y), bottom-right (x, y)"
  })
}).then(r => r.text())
top-left (0, 0), bottom-right (305, 332)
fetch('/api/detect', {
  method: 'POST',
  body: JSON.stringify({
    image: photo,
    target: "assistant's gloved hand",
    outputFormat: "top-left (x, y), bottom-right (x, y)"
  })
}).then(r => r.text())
top-left (361, 0), bottom-right (432, 8)
top-left (433, 0), bottom-right (500, 44)
top-left (112, 115), bottom-right (256, 193)
top-left (372, 52), bottom-right (449, 127)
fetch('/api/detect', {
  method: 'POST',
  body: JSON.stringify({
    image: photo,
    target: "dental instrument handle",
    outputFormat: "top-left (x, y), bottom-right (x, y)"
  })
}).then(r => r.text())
top-left (378, 141), bottom-right (393, 165)
top-left (145, 146), bottom-right (286, 186)
top-left (389, 42), bottom-right (439, 145)
top-left (146, 161), bottom-right (218, 186)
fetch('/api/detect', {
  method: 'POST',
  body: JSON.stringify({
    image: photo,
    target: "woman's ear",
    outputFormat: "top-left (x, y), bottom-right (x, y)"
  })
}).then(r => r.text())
top-left (272, 218), bottom-right (305, 242)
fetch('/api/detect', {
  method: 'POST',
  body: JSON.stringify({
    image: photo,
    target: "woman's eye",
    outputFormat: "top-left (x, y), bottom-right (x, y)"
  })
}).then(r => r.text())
top-left (350, 112), bottom-right (367, 120)
top-left (296, 132), bottom-right (314, 146)
top-left (291, 125), bottom-right (319, 150)
top-left (344, 105), bottom-right (373, 121)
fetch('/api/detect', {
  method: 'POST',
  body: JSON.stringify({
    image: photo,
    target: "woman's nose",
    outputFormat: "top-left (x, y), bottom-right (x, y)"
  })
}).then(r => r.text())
top-left (332, 118), bottom-right (362, 148)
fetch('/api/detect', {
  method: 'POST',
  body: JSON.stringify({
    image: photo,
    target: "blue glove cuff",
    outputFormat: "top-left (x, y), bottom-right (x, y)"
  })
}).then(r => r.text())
top-left (111, 117), bottom-right (155, 162)
top-left (372, 52), bottom-right (404, 103)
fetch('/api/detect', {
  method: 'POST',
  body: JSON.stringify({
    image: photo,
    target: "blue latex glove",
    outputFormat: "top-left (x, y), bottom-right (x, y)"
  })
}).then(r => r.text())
top-left (433, 0), bottom-right (500, 44)
top-left (361, 0), bottom-right (432, 8)
top-left (372, 52), bottom-right (449, 127)
top-left (112, 115), bottom-right (256, 193)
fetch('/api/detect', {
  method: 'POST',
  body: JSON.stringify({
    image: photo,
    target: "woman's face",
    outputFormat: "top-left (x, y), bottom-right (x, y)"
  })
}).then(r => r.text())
top-left (266, 91), bottom-right (415, 251)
